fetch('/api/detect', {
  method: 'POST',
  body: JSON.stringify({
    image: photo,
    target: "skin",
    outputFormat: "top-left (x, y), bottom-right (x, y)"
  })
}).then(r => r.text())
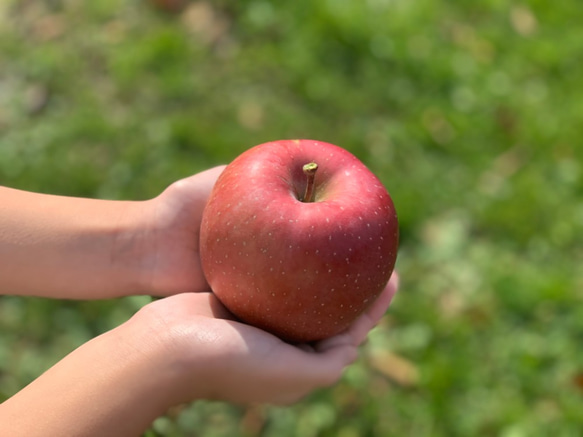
top-left (0, 166), bottom-right (399, 436)
top-left (0, 167), bottom-right (227, 299)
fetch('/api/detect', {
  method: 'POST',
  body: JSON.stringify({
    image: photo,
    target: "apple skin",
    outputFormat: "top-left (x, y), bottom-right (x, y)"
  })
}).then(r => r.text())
top-left (199, 139), bottom-right (398, 343)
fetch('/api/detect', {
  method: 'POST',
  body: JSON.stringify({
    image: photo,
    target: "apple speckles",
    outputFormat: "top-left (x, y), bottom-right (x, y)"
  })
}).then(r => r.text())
top-left (200, 139), bottom-right (398, 343)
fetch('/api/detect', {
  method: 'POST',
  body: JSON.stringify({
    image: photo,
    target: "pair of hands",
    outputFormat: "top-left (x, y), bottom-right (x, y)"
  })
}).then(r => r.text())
top-left (0, 166), bottom-right (398, 436)
top-left (134, 165), bottom-right (399, 404)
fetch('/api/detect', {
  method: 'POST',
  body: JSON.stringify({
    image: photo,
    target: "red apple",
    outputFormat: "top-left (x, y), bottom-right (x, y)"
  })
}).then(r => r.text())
top-left (200, 139), bottom-right (398, 342)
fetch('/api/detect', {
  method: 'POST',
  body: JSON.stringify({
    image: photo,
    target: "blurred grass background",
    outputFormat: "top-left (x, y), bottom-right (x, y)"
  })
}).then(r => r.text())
top-left (1, 0), bottom-right (583, 435)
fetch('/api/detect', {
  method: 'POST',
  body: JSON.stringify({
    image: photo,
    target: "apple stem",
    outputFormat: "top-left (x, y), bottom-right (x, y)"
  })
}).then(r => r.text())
top-left (302, 162), bottom-right (318, 203)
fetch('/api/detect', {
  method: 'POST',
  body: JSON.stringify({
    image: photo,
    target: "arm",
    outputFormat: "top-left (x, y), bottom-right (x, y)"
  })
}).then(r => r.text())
top-left (0, 317), bottom-right (175, 437)
top-left (0, 166), bottom-right (225, 299)
top-left (0, 274), bottom-right (399, 437)
top-left (0, 187), bottom-right (145, 298)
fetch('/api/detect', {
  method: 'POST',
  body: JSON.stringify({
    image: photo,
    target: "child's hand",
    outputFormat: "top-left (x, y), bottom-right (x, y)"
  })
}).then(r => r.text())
top-left (132, 273), bottom-right (399, 405)
top-left (138, 166), bottom-right (226, 296)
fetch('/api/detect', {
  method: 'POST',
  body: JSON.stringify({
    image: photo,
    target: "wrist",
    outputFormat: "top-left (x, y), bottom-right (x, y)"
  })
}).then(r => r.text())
top-left (126, 191), bottom-right (211, 298)
top-left (0, 313), bottom-right (180, 437)
top-left (128, 300), bottom-right (210, 404)
top-left (107, 199), bottom-right (159, 297)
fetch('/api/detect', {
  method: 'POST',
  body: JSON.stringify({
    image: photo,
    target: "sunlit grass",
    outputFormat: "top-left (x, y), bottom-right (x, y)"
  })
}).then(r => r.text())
top-left (1, 1), bottom-right (582, 435)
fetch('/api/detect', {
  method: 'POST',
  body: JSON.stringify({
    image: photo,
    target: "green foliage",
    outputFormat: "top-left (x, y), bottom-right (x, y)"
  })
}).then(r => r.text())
top-left (1, 0), bottom-right (582, 435)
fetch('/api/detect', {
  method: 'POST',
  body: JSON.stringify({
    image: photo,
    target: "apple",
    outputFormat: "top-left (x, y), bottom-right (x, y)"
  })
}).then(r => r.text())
top-left (200, 139), bottom-right (398, 342)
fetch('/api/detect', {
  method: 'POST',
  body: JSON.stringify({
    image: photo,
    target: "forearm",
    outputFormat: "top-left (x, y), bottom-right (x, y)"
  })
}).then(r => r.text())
top-left (0, 318), bottom-right (178, 437)
top-left (0, 187), bottom-right (150, 298)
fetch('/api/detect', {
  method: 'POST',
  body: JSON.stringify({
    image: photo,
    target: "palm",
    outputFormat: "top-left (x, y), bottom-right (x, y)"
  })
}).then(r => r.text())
top-left (141, 273), bottom-right (397, 404)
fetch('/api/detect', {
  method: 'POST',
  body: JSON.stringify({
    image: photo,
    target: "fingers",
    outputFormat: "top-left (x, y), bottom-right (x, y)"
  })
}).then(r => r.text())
top-left (314, 272), bottom-right (399, 352)
top-left (345, 272), bottom-right (399, 345)
top-left (192, 165), bottom-right (227, 189)
top-left (267, 342), bottom-right (359, 404)
top-left (293, 272), bottom-right (399, 395)
top-left (362, 272), bottom-right (399, 328)
top-left (174, 165), bottom-right (227, 194)
top-left (161, 165), bottom-right (227, 213)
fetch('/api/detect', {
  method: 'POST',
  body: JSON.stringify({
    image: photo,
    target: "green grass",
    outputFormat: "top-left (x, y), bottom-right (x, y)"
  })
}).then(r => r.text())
top-left (1, 1), bottom-right (583, 435)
